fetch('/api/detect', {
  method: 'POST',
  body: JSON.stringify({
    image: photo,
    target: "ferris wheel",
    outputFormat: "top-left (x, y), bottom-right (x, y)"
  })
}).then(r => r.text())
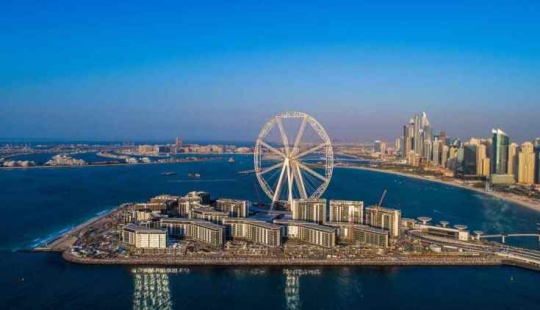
top-left (254, 111), bottom-right (334, 208)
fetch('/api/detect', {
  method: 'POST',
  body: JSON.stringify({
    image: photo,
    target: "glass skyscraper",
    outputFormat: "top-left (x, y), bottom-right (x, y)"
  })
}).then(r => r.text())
top-left (491, 129), bottom-right (510, 175)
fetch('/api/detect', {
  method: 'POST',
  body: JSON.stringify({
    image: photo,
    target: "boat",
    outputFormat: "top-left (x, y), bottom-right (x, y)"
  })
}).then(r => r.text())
top-left (188, 173), bottom-right (201, 178)
top-left (228, 157), bottom-right (235, 163)
top-left (161, 172), bottom-right (177, 176)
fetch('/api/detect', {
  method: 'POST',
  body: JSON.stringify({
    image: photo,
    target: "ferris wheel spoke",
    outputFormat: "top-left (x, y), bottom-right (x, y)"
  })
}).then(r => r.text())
top-left (259, 162), bottom-right (284, 175)
top-left (294, 143), bottom-right (327, 160)
top-left (301, 171), bottom-right (319, 198)
top-left (292, 162), bottom-right (308, 199)
top-left (291, 116), bottom-right (308, 156)
top-left (296, 162), bottom-right (327, 183)
top-left (259, 140), bottom-right (286, 159)
top-left (276, 118), bottom-right (290, 155)
top-left (271, 162), bottom-right (288, 206)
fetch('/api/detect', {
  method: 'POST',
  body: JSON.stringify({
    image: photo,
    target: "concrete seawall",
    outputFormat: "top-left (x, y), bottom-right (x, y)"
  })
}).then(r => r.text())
top-left (62, 251), bottom-right (502, 267)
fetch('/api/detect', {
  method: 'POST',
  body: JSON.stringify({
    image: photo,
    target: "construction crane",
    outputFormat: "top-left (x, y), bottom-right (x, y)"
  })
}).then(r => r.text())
top-left (350, 190), bottom-right (387, 241)
top-left (377, 189), bottom-right (387, 210)
top-left (367, 190), bottom-right (387, 228)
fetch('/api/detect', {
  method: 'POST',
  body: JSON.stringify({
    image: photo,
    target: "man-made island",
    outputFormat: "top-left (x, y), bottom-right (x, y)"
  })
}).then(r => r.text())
top-left (34, 191), bottom-right (540, 271)
top-left (0, 138), bottom-right (251, 169)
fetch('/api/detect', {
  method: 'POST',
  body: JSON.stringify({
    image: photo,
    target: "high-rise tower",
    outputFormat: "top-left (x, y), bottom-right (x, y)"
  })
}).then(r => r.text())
top-left (508, 143), bottom-right (519, 180)
top-left (518, 142), bottom-right (536, 184)
top-left (491, 129), bottom-right (510, 175)
top-left (534, 138), bottom-right (540, 184)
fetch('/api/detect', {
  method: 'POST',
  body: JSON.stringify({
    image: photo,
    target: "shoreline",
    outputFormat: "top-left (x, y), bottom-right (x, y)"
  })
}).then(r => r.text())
top-left (0, 157), bottom-right (222, 170)
top-left (341, 166), bottom-right (540, 213)
top-left (61, 251), bottom-right (503, 267)
top-left (54, 253), bottom-right (537, 272)
top-left (33, 205), bottom-right (128, 252)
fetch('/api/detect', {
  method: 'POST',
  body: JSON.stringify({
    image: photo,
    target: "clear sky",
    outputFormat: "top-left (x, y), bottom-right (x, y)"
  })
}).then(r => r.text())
top-left (1, 0), bottom-right (539, 143)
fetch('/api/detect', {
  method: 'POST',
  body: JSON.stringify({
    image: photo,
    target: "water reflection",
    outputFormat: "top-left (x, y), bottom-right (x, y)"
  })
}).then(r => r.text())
top-left (284, 269), bottom-right (321, 310)
top-left (131, 268), bottom-right (188, 310)
top-left (130, 267), bottom-right (322, 310)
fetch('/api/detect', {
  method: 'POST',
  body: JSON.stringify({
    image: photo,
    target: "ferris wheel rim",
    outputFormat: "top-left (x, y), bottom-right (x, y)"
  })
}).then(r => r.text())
top-left (253, 111), bottom-right (333, 206)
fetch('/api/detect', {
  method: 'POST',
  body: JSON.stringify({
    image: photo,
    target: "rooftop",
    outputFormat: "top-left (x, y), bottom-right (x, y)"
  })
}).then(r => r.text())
top-left (325, 222), bottom-right (389, 235)
top-left (191, 207), bottom-right (228, 216)
top-left (273, 219), bottom-right (337, 233)
top-left (365, 205), bottom-right (401, 213)
top-left (216, 198), bottom-right (249, 204)
top-left (329, 200), bottom-right (364, 205)
top-left (123, 224), bottom-right (166, 234)
top-left (160, 218), bottom-right (224, 230)
top-left (223, 218), bottom-right (281, 230)
top-left (292, 198), bottom-right (327, 204)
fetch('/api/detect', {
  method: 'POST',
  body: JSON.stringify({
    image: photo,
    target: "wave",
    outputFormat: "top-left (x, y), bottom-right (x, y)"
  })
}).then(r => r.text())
top-left (25, 206), bottom-right (114, 250)
top-left (96, 209), bottom-right (109, 216)
top-left (30, 226), bottom-right (72, 249)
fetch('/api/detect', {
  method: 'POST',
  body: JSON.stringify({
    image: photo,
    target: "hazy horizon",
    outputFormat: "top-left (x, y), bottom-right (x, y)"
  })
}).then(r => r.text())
top-left (1, 1), bottom-right (539, 143)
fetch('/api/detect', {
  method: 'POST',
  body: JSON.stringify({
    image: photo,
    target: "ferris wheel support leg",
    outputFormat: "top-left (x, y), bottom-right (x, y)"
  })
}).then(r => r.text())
top-left (294, 162), bottom-right (308, 199)
top-left (271, 162), bottom-right (287, 209)
top-left (286, 159), bottom-right (294, 206)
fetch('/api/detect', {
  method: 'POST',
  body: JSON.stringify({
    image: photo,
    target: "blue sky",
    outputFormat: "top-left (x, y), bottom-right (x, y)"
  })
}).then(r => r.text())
top-left (1, 0), bottom-right (539, 142)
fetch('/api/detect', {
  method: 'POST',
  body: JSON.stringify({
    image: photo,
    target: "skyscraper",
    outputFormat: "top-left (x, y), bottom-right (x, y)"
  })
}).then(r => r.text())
top-left (423, 140), bottom-right (432, 161)
top-left (402, 112), bottom-right (437, 166)
top-left (403, 121), bottom-right (414, 157)
top-left (458, 144), bottom-right (477, 176)
top-left (374, 140), bottom-right (386, 155)
top-left (432, 137), bottom-right (440, 166)
top-left (507, 143), bottom-right (519, 180)
top-left (534, 138), bottom-right (540, 184)
top-left (447, 146), bottom-right (459, 171)
top-left (439, 131), bottom-right (447, 146)
top-left (413, 114), bottom-right (423, 156)
top-left (518, 142), bottom-right (536, 184)
top-left (441, 145), bottom-right (449, 167)
top-left (374, 140), bottom-right (382, 153)
top-left (476, 143), bottom-right (490, 177)
top-left (491, 129), bottom-right (510, 175)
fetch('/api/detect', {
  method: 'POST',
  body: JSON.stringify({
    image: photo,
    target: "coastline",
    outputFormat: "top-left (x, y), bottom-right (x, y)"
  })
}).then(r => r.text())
top-left (33, 205), bottom-right (128, 252)
top-left (0, 157), bottom-right (222, 170)
top-left (62, 251), bottom-right (503, 267)
top-left (340, 166), bottom-right (540, 213)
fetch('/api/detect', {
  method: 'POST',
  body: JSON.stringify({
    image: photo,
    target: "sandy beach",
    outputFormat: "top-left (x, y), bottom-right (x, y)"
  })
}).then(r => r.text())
top-left (340, 166), bottom-right (540, 213)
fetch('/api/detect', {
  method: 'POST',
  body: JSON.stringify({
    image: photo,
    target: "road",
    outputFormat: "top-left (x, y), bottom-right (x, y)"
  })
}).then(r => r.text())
top-left (408, 230), bottom-right (540, 267)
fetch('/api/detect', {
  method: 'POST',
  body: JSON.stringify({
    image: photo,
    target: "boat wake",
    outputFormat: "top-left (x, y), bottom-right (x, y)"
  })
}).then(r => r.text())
top-left (168, 179), bottom-right (238, 183)
top-left (432, 209), bottom-right (462, 220)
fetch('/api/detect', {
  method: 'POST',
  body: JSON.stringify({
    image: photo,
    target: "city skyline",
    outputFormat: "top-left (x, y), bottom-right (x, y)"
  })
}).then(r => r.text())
top-left (0, 109), bottom-right (538, 145)
top-left (1, 1), bottom-right (540, 142)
